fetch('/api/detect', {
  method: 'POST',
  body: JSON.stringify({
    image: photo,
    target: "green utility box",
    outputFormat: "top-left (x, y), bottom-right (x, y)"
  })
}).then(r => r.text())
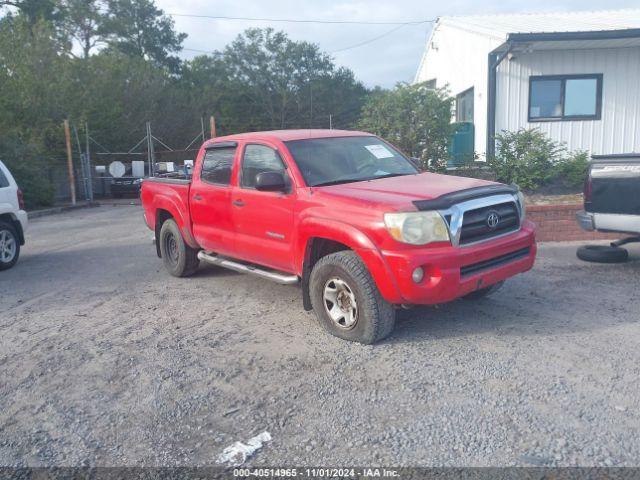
top-left (448, 122), bottom-right (475, 168)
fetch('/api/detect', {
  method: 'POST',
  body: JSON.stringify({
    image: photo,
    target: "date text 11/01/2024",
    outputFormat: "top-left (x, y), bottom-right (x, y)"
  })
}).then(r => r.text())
top-left (233, 467), bottom-right (400, 477)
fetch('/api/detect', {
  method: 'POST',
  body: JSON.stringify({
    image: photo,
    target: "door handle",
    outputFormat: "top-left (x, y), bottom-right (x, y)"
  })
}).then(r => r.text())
top-left (233, 199), bottom-right (245, 207)
top-left (193, 194), bottom-right (203, 201)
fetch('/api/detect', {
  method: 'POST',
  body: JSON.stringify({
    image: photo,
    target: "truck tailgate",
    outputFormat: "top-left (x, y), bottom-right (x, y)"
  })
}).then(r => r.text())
top-left (587, 155), bottom-right (640, 216)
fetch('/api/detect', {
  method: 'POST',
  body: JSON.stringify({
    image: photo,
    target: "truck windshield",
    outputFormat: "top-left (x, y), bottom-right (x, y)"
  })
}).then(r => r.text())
top-left (284, 136), bottom-right (419, 187)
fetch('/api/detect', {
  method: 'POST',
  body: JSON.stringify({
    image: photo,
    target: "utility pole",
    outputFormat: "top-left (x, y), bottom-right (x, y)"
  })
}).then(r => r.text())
top-left (309, 84), bottom-right (313, 128)
top-left (200, 117), bottom-right (206, 142)
top-left (210, 116), bottom-right (216, 139)
top-left (73, 125), bottom-right (88, 201)
top-left (329, 114), bottom-right (333, 130)
top-left (63, 120), bottom-right (76, 205)
top-left (85, 122), bottom-right (93, 201)
top-left (146, 121), bottom-right (155, 177)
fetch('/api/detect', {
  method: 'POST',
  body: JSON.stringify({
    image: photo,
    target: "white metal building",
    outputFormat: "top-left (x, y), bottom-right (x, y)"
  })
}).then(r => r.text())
top-left (414, 10), bottom-right (640, 158)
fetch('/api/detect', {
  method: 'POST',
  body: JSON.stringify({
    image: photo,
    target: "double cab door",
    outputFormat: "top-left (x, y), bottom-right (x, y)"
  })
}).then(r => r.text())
top-left (190, 141), bottom-right (296, 273)
top-left (231, 143), bottom-right (296, 273)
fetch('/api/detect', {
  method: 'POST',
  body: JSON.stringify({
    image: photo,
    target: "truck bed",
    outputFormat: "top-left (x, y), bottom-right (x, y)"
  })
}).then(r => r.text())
top-left (141, 177), bottom-right (193, 242)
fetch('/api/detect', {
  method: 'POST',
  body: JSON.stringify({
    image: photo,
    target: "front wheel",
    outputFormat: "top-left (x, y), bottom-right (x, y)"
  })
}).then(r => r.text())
top-left (0, 221), bottom-right (20, 271)
top-left (159, 219), bottom-right (199, 277)
top-left (309, 251), bottom-right (395, 344)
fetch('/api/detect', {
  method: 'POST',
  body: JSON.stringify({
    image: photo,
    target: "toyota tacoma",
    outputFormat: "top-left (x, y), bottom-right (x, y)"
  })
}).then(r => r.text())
top-left (141, 130), bottom-right (536, 343)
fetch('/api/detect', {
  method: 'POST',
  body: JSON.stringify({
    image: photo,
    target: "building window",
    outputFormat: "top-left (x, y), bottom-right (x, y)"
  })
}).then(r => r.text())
top-left (424, 78), bottom-right (437, 89)
top-left (529, 74), bottom-right (602, 121)
top-left (456, 87), bottom-right (474, 123)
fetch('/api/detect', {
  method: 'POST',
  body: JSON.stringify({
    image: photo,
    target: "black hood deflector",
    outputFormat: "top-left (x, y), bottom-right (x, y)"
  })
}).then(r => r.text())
top-left (413, 184), bottom-right (518, 211)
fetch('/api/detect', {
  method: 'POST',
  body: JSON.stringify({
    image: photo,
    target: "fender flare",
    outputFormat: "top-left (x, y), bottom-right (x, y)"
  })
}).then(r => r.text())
top-left (297, 217), bottom-right (402, 308)
top-left (152, 196), bottom-right (198, 250)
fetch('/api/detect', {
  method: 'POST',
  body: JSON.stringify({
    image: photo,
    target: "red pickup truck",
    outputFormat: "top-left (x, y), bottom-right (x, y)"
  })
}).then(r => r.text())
top-left (141, 130), bottom-right (536, 343)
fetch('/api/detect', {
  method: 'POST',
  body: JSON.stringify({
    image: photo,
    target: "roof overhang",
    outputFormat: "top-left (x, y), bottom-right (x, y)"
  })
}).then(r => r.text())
top-left (494, 28), bottom-right (640, 53)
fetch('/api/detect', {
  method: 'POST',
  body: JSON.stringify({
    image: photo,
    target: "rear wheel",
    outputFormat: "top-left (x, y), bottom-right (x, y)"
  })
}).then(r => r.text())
top-left (159, 219), bottom-right (199, 277)
top-left (577, 245), bottom-right (629, 263)
top-left (309, 251), bottom-right (395, 344)
top-left (0, 221), bottom-right (20, 271)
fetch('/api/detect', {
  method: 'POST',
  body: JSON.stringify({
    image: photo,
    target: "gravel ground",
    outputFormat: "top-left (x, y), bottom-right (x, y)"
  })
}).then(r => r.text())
top-left (1, 205), bottom-right (639, 467)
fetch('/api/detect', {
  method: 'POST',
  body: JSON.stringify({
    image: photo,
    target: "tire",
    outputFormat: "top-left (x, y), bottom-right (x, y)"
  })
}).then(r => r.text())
top-left (159, 219), bottom-right (200, 277)
top-left (0, 220), bottom-right (20, 271)
top-left (309, 251), bottom-right (395, 344)
top-left (577, 245), bottom-right (629, 264)
top-left (463, 281), bottom-right (504, 300)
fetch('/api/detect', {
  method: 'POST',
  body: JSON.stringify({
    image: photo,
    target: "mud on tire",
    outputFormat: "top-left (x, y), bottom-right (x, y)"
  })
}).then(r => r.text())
top-left (159, 219), bottom-right (200, 277)
top-left (309, 251), bottom-right (395, 344)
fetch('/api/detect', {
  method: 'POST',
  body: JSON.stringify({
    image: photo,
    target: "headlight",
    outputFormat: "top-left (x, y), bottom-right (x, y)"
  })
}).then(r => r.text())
top-left (134, 178), bottom-right (143, 184)
top-left (516, 190), bottom-right (526, 221)
top-left (384, 211), bottom-right (450, 245)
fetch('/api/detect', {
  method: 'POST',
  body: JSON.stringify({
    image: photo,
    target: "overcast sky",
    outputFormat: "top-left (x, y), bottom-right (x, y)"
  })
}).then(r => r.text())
top-left (161, 1), bottom-right (636, 88)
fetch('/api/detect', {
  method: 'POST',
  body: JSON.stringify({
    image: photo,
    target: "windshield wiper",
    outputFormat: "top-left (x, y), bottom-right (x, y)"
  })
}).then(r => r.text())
top-left (367, 173), bottom-right (412, 180)
top-left (311, 178), bottom-right (363, 187)
top-left (312, 172), bottom-right (412, 188)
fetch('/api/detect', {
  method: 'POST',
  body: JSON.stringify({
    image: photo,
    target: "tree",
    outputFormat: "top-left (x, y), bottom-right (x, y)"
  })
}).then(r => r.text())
top-left (0, 17), bottom-right (69, 206)
top-left (0, 0), bottom-right (61, 27)
top-left (103, 0), bottom-right (186, 72)
top-left (358, 82), bottom-right (453, 171)
top-left (218, 28), bottom-right (367, 132)
top-left (60, 0), bottom-right (107, 59)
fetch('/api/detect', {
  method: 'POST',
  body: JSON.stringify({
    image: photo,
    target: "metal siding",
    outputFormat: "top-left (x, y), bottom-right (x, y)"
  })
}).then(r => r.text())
top-left (415, 23), bottom-right (504, 155)
top-left (495, 47), bottom-right (640, 155)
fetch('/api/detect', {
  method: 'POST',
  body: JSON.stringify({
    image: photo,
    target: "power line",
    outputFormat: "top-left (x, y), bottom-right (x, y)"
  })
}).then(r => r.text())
top-left (330, 23), bottom-right (411, 53)
top-left (183, 20), bottom-right (430, 57)
top-left (168, 12), bottom-right (434, 26)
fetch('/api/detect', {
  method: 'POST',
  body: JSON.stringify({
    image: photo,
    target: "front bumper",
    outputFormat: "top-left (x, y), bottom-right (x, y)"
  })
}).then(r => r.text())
top-left (378, 220), bottom-right (536, 305)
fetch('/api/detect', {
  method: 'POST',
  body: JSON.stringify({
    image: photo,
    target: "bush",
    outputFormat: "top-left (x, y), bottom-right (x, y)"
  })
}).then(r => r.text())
top-left (488, 129), bottom-right (565, 190)
top-left (0, 136), bottom-right (55, 209)
top-left (555, 150), bottom-right (589, 188)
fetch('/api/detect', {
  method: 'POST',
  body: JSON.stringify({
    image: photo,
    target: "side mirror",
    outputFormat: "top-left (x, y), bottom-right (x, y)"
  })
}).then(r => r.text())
top-left (409, 157), bottom-right (422, 170)
top-left (255, 171), bottom-right (287, 192)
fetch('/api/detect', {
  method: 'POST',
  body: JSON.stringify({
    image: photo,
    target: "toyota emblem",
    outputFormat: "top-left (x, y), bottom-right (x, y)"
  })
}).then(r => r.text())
top-left (486, 211), bottom-right (500, 229)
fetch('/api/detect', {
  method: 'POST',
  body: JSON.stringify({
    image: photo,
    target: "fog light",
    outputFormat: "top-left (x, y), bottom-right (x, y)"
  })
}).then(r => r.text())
top-left (412, 267), bottom-right (424, 283)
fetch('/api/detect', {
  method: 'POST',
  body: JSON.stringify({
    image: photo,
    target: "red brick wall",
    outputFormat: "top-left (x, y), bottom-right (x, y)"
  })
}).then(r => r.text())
top-left (527, 204), bottom-right (619, 242)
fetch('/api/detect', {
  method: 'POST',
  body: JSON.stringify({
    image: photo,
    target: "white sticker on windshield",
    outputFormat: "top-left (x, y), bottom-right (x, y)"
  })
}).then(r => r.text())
top-left (365, 144), bottom-right (394, 159)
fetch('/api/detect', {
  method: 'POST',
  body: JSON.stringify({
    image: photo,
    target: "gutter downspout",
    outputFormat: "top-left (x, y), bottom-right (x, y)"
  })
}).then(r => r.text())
top-left (486, 42), bottom-right (513, 158)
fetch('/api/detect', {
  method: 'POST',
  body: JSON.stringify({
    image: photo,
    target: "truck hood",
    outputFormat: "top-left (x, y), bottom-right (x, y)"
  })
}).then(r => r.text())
top-left (316, 172), bottom-right (498, 210)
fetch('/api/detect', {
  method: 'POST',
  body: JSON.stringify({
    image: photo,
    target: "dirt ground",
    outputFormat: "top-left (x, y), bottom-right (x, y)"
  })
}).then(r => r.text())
top-left (1, 205), bottom-right (639, 467)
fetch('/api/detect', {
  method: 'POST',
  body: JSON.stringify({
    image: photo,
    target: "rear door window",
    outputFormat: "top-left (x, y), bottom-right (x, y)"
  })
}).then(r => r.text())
top-left (200, 146), bottom-right (236, 185)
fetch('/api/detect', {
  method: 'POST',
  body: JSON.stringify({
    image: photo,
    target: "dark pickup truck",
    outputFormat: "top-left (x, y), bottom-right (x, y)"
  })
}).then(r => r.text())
top-left (577, 154), bottom-right (640, 262)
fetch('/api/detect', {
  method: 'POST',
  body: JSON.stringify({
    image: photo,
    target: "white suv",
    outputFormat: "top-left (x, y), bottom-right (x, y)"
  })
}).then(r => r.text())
top-left (0, 160), bottom-right (28, 270)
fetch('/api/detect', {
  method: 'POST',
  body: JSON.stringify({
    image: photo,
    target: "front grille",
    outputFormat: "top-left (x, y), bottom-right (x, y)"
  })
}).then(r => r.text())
top-left (460, 247), bottom-right (531, 277)
top-left (459, 201), bottom-right (519, 245)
